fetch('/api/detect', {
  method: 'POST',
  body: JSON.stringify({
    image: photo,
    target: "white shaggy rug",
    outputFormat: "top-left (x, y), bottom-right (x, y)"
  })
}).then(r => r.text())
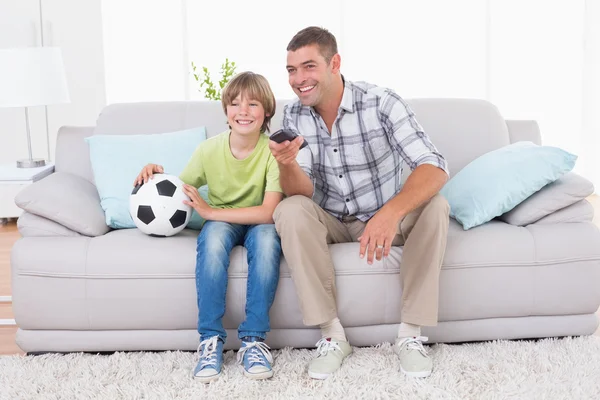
top-left (2, 336), bottom-right (600, 400)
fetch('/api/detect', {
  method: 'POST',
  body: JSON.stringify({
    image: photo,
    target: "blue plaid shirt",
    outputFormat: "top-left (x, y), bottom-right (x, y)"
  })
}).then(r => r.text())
top-left (283, 79), bottom-right (449, 221)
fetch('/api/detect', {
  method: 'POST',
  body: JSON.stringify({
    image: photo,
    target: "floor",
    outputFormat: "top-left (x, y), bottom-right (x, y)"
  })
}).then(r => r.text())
top-left (0, 220), bottom-right (21, 355)
top-left (2, 197), bottom-right (600, 355)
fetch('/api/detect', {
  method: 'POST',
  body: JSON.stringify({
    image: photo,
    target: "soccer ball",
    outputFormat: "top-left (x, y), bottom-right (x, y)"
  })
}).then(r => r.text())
top-left (129, 173), bottom-right (192, 237)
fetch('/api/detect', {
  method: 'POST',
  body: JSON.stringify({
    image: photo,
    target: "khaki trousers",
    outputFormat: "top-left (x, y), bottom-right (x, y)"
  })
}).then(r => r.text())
top-left (273, 194), bottom-right (450, 327)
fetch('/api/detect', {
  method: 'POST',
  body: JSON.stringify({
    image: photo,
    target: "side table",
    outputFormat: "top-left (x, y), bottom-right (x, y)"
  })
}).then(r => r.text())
top-left (0, 162), bottom-right (55, 225)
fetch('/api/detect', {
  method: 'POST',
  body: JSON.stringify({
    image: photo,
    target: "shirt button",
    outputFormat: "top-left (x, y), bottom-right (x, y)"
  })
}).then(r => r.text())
top-left (345, 198), bottom-right (350, 202)
top-left (339, 175), bottom-right (343, 178)
top-left (333, 149), bottom-right (338, 152)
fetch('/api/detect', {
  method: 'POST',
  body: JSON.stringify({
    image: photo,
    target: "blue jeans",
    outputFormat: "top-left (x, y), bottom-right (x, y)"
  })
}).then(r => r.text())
top-left (196, 221), bottom-right (281, 342)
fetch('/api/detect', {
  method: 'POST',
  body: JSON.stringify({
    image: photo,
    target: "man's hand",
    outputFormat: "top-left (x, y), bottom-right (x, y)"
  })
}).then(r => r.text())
top-left (182, 184), bottom-right (213, 220)
top-left (269, 135), bottom-right (305, 165)
top-left (359, 207), bottom-right (401, 264)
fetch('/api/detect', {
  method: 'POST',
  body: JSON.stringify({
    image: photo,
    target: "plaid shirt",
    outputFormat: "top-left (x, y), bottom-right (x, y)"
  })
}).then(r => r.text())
top-left (283, 79), bottom-right (449, 221)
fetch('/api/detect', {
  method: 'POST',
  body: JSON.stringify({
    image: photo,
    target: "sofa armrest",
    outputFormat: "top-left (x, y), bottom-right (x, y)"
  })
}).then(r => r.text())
top-left (15, 171), bottom-right (110, 237)
top-left (498, 172), bottom-right (595, 226)
top-left (17, 211), bottom-right (83, 237)
top-left (506, 120), bottom-right (542, 145)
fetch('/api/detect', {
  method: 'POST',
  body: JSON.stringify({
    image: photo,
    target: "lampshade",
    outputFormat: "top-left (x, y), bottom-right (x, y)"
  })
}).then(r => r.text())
top-left (0, 47), bottom-right (70, 108)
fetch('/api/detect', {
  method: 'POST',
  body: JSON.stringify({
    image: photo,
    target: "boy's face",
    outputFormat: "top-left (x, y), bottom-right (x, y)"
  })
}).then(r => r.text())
top-left (226, 94), bottom-right (267, 136)
top-left (286, 44), bottom-right (339, 108)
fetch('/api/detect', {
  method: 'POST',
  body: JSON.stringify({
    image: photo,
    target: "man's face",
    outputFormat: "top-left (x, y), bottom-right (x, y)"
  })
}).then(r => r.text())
top-left (286, 44), bottom-right (335, 107)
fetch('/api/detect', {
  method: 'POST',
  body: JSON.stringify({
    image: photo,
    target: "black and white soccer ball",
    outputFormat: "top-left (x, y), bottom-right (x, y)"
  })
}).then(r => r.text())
top-left (129, 173), bottom-right (192, 237)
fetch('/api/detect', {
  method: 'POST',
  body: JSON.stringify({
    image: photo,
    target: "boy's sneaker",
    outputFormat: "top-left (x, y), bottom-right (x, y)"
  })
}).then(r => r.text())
top-left (193, 336), bottom-right (224, 383)
top-left (307, 338), bottom-right (352, 380)
top-left (237, 337), bottom-right (274, 380)
top-left (393, 336), bottom-right (432, 378)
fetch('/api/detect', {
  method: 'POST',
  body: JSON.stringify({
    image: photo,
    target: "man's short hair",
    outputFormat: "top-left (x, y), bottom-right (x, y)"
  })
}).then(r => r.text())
top-left (287, 26), bottom-right (338, 64)
top-left (221, 71), bottom-right (276, 133)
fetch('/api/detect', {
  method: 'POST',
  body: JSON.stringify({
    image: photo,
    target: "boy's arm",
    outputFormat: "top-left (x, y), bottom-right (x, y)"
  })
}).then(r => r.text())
top-left (200, 191), bottom-right (284, 225)
top-left (182, 154), bottom-right (284, 225)
top-left (179, 144), bottom-right (207, 188)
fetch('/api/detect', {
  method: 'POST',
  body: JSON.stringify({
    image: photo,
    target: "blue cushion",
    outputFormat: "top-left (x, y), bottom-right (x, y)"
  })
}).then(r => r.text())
top-left (85, 127), bottom-right (208, 230)
top-left (440, 141), bottom-right (577, 230)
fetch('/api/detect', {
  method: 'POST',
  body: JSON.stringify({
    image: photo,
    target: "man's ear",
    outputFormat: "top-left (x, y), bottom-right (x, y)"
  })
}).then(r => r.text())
top-left (331, 53), bottom-right (341, 74)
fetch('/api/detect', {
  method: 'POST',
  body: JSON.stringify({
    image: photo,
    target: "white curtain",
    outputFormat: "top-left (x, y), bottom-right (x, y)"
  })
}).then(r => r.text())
top-left (582, 0), bottom-right (600, 192)
top-left (102, 0), bottom-right (599, 191)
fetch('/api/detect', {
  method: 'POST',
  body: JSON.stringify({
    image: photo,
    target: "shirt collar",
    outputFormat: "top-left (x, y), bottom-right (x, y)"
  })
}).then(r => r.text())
top-left (309, 75), bottom-right (355, 117)
top-left (339, 75), bottom-right (354, 113)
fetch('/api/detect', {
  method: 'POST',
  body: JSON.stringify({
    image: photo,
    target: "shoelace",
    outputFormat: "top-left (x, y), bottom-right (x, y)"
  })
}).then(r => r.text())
top-left (237, 341), bottom-right (273, 366)
top-left (315, 338), bottom-right (342, 358)
top-left (197, 336), bottom-right (219, 369)
top-left (399, 336), bottom-right (429, 357)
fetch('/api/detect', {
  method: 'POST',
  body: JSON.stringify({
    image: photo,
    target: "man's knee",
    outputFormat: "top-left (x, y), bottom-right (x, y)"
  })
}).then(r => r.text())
top-left (273, 195), bottom-right (315, 228)
top-left (427, 193), bottom-right (450, 216)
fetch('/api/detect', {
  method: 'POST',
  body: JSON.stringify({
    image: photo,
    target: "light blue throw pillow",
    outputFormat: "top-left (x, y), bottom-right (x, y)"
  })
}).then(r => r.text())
top-left (440, 141), bottom-right (577, 230)
top-left (85, 127), bottom-right (208, 230)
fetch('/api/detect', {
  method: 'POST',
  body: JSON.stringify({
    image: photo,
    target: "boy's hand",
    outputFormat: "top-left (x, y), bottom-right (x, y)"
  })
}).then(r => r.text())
top-left (269, 135), bottom-right (304, 166)
top-left (182, 184), bottom-right (213, 220)
top-left (133, 164), bottom-right (164, 186)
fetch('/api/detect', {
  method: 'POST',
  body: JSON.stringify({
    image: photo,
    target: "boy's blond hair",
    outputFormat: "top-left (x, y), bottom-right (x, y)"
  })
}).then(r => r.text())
top-left (221, 72), bottom-right (276, 133)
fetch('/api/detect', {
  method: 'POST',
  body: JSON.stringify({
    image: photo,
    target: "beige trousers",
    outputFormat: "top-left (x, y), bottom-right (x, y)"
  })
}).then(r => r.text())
top-left (273, 194), bottom-right (450, 327)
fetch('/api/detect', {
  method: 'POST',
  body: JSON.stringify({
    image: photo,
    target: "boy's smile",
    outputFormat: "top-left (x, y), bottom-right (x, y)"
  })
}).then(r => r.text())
top-left (227, 94), bottom-right (266, 136)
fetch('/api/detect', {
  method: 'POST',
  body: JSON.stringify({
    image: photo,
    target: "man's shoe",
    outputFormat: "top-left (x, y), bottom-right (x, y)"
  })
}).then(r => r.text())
top-left (237, 337), bottom-right (274, 380)
top-left (394, 336), bottom-right (432, 378)
top-left (193, 336), bottom-right (224, 383)
top-left (307, 338), bottom-right (352, 380)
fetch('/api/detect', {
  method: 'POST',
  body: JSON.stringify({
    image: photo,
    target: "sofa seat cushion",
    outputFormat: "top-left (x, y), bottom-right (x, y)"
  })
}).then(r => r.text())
top-left (11, 222), bottom-right (600, 331)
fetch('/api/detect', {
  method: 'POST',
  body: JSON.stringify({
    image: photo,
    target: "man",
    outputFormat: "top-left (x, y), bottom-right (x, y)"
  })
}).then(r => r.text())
top-left (269, 26), bottom-right (450, 379)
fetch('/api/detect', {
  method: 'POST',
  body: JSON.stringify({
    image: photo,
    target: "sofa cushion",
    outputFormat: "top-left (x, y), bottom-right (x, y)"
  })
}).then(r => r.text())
top-left (498, 172), bottom-right (594, 226)
top-left (440, 141), bottom-right (577, 230)
top-left (12, 220), bottom-right (600, 332)
top-left (85, 126), bottom-right (207, 230)
top-left (17, 212), bottom-right (83, 237)
top-left (407, 99), bottom-right (511, 177)
top-left (15, 172), bottom-right (109, 237)
top-left (533, 199), bottom-right (595, 224)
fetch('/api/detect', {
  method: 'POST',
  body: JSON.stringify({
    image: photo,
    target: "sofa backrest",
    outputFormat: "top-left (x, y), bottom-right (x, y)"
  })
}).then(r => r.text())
top-left (59, 98), bottom-right (540, 183)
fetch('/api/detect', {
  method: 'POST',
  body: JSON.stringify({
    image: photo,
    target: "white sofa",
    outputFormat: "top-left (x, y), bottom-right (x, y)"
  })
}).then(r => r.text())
top-left (11, 98), bottom-right (600, 353)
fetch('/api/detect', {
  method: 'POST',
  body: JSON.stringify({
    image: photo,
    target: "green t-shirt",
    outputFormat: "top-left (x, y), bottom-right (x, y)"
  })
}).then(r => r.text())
top-left (179, 131), bottom-right (282, 209)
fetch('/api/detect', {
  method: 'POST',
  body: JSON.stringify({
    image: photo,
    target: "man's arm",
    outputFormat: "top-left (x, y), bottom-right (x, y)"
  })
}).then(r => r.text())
top-left (359, 90), bottom-right (450, 264)
top-left (379, 164), bottom-right (448, 221)
top-left (269, 137), bottom-right (314, 198)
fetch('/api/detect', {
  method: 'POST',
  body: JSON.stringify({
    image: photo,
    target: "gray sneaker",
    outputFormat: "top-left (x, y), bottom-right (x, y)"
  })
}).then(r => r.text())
top-left (394, 336), bottom-right (432, 378)
top-left (307, 338), bottom-right (353, 380)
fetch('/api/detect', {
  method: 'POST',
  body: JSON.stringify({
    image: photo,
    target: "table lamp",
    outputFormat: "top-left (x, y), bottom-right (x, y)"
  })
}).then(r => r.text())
top-left (0, 47), bottom-right (70, 168)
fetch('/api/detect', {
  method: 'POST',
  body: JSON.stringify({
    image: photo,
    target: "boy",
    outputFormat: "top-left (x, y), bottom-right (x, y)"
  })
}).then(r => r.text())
top-left (134, 72), bottom-right (283, 382)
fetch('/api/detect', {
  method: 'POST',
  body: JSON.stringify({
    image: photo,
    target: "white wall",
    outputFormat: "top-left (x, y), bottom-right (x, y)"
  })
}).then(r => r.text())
top-left (101, 0), bottom-right (185, 103)
top-left (1, 1), bottom-right (596, 188)
top-left (0, 0), bottom-right (106, 165)
top-left (42, 0), bottom-right (107, 161)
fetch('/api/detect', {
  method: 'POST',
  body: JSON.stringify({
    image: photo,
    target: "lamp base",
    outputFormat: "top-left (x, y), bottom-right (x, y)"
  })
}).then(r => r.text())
top-left (17, 159), bottom-right (46, 168)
